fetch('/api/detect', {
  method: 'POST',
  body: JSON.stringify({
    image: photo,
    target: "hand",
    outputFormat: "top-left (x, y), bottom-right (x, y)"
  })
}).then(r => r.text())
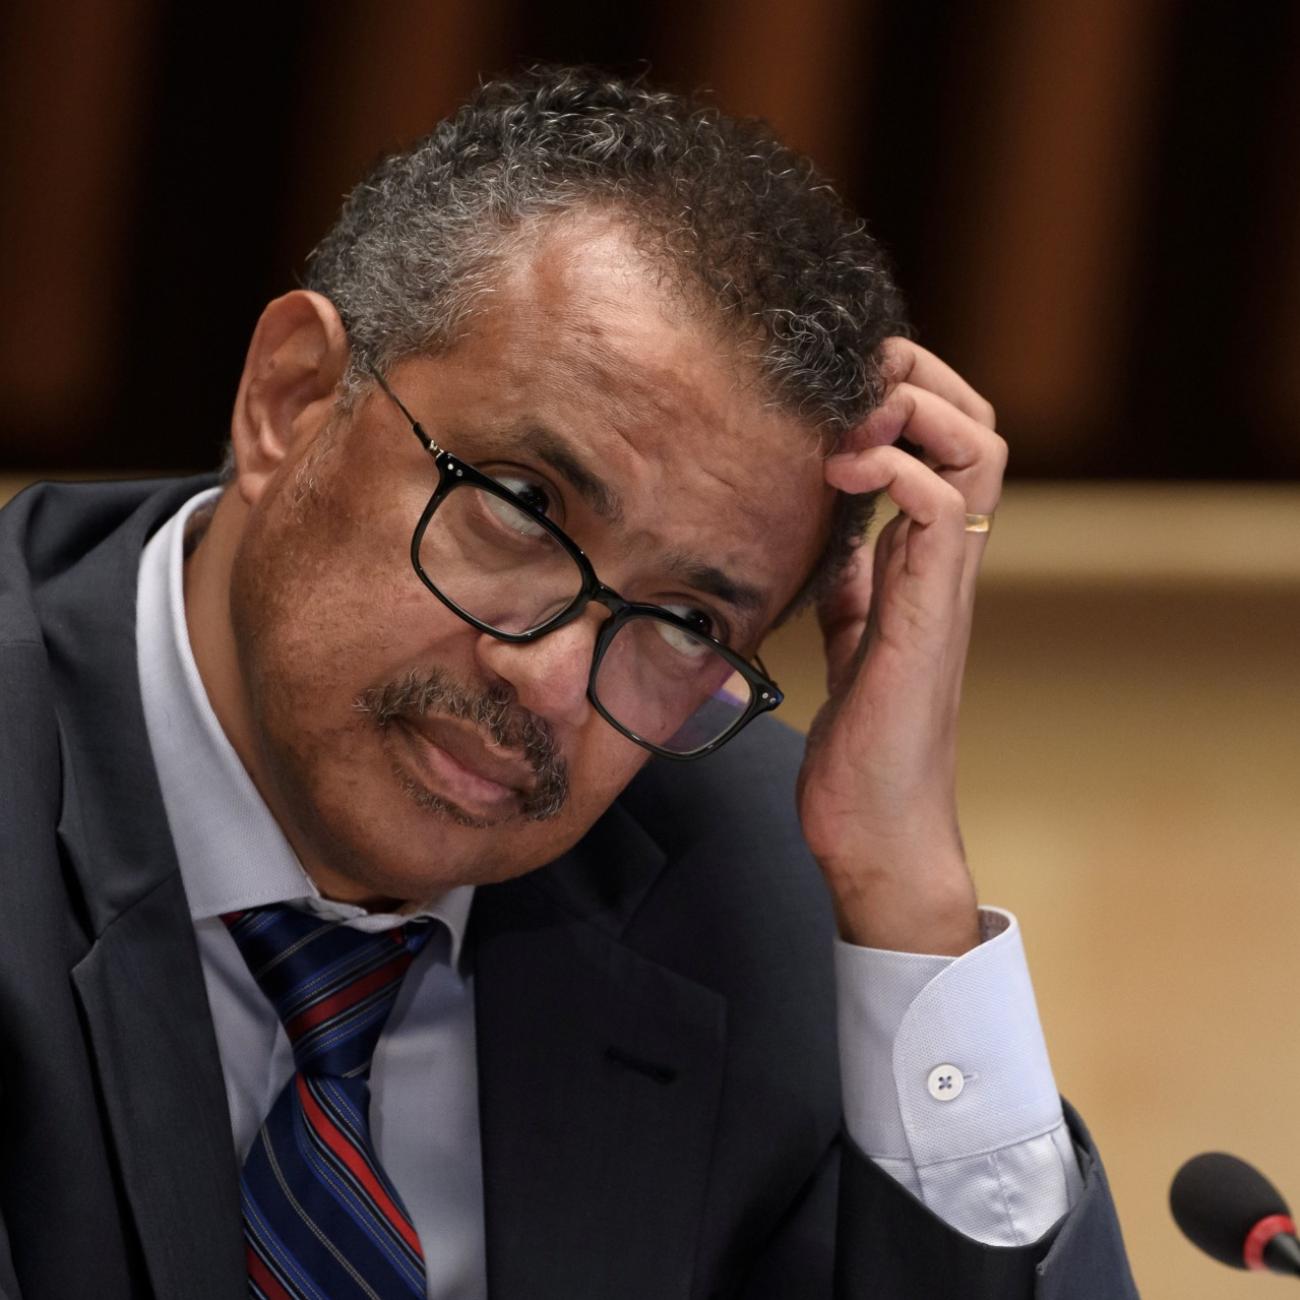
top-left (795, 339), bottom-right (1006, 956)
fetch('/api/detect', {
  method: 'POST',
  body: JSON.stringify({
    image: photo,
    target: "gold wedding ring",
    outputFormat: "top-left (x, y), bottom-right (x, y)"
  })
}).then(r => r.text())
top-left (964, 513), bottom-right (994, 534)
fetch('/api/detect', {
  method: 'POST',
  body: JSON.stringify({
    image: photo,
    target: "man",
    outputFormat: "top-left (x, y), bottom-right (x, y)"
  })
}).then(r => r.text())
top-left (0, 68), bottom-right (1136, 1298)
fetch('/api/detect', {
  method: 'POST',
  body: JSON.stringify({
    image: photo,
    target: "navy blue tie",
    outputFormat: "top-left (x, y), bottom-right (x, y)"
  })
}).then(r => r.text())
top-left (223, 905), bottom-right (433, 1299)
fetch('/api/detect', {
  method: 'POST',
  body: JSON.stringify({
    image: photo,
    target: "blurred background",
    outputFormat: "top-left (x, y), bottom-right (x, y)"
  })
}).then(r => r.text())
top-left (2, 1), bottom-right (1298, 1294)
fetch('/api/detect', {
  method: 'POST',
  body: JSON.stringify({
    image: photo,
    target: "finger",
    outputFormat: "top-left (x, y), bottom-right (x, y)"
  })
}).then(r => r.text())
top-left (826, 444), bottom-right (994, 616)
top-left (823, 445), bottom-right (968, 579)
top-left (878, 337), bottom-right (997, 428)
top-left (837, 384), bottom-right (1007, 513)
top-left (817, 513), bottom-right (905, 696)
top-left (815, 508), bottom-right (903, 635)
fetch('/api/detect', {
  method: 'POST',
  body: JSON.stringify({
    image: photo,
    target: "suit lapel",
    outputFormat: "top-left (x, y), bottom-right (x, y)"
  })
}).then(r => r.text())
top-left (40, 477), bottom-right (244, 1298)
top-left (474, 800), bottom-right (728, 1300)
top-left (69, 872), bottom-right (245, 1300)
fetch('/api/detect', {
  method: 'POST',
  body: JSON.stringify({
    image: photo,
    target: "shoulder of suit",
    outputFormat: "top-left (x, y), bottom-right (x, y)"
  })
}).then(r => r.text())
top-left (616, 716), bottom-right (811, 867)
top-left (501, 715), bottom-right (826, 960)
top-left (613, 715), bottom-right (836, 1013)
top-left (0, 475), bottom-right (217, 644)
top-left (0, 475), bottom-right (217, 843)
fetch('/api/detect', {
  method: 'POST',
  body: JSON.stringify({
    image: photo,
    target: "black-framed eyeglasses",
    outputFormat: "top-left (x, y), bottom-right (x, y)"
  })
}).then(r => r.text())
top-left (366, 366), bottom-right (784, 760)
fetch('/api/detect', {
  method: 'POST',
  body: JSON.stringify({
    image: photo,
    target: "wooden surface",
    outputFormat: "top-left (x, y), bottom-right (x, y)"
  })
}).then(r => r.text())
top-left (5, 473), bottom-right (1300, 1297)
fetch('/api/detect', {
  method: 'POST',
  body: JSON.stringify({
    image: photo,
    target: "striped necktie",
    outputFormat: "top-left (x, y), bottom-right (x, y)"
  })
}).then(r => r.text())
top-left (223, 905), bottom-right (435, 1299)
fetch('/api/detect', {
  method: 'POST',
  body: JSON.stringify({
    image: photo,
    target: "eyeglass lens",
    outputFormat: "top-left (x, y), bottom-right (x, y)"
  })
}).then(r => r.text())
top-left (419, 483), bottom-right (755, 755)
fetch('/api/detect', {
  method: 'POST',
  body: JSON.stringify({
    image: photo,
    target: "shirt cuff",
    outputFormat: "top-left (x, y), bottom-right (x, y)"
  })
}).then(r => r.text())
top-left (835, 907), bottom-right (1064, 1166)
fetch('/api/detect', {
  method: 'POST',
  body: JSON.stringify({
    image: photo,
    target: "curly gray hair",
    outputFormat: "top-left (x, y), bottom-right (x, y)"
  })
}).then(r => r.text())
top-left (298, 66), bottom-right (909, 609)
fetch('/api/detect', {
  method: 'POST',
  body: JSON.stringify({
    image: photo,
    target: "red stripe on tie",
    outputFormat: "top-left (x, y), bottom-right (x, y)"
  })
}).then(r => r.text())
top-left (246, 1244), bottom-right (295, 1300)
top-left (283, 954), bottom-right (409, 1043)
top-left (296, 1075), bottom-right (422, 1257)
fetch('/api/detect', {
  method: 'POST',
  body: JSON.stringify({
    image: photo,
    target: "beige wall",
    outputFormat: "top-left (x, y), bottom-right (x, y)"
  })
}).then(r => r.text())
top-left (5, 474), bottom-right (1299, 1297)
top-left (762, 484), bottom-right (1300, 1298)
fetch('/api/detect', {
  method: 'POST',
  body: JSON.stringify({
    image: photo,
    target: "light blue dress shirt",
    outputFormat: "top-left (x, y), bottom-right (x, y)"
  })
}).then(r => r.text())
top-left (136, 488), bottom-right (1079, 1298)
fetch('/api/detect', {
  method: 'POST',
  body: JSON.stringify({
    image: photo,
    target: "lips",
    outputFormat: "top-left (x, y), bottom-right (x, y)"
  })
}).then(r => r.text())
top-left (392, 713), bottom-right (535, 814)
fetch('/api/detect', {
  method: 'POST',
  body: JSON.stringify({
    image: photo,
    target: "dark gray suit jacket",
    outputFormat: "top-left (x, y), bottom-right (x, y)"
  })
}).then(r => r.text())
top-left (0, 477), bottom-right (1138, 1298)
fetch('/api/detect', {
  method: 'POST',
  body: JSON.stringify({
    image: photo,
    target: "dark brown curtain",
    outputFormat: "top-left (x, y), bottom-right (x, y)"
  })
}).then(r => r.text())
top-left (3, 0), bottom-right (1297, 478)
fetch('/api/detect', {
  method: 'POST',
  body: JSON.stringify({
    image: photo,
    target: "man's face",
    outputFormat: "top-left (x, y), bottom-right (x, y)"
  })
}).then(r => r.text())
top-left (228, 213), bottom-right (834, 902)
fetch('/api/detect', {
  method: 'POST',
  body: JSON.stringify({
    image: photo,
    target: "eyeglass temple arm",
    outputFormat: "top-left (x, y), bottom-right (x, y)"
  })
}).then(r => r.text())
top-left (364, 361), bottom-right (442, 455)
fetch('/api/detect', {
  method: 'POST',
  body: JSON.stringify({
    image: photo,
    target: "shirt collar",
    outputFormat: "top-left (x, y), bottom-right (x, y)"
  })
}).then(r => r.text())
top-left (135, 487), bottom-right (474, 964)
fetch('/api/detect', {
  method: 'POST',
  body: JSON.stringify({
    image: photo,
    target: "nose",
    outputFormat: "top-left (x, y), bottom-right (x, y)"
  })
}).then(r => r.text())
top-left (473, 610), bottom-right (604, 729)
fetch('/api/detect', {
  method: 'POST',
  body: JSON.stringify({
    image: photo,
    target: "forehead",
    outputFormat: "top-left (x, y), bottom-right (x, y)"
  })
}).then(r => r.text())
top-left (393, 212), bottom-right (835, 625)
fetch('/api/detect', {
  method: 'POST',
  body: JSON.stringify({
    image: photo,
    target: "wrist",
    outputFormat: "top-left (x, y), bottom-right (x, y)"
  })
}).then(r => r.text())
top-left (820, 852), bottom-right (980, 956)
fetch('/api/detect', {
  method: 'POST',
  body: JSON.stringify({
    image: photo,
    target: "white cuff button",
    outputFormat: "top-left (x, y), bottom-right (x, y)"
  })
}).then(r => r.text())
top-left (926, 1064), bottom-right (964, 1101)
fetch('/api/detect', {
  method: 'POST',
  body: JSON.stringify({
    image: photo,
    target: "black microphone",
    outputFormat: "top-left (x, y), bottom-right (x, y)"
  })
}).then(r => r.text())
top-left (1170, 1152), bottom-right (1300, 1278)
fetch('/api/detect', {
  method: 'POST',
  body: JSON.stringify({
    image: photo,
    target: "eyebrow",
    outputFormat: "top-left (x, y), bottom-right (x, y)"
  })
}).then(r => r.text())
top-left (498, 424), bottom-right (770, 620)
top-left (521, 426), bottom-right (624, 523)
top-left (663, 552), bottom-right (769, 617)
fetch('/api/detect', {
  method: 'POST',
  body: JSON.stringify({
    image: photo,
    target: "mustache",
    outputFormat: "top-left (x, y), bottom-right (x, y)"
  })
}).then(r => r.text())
top-left (354, 668), bottom-right (569, 823)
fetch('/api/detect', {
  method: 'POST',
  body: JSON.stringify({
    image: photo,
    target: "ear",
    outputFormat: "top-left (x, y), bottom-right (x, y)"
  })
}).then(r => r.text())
top-left (228, 290), bottom-right (351, 505)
